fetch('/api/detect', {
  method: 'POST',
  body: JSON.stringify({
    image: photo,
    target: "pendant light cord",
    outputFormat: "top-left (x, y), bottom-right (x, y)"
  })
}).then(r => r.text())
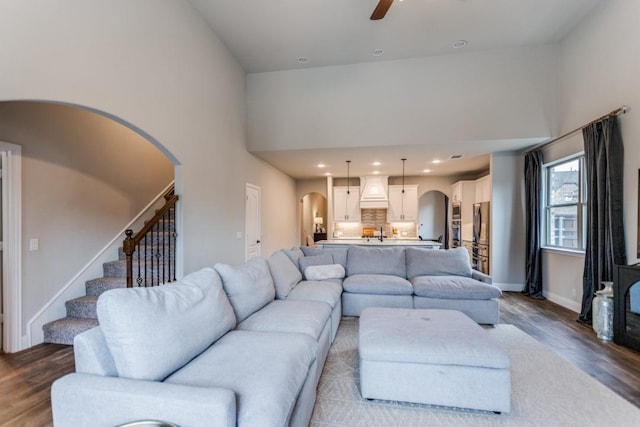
top-left (401, 158), bottom-right (406, 194)
top-left (346, 160), bottom-right (351, 195)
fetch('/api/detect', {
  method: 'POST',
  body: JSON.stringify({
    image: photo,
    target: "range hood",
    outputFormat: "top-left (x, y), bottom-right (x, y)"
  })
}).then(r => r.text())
top-left (360, 176), bottom-right (389, 209)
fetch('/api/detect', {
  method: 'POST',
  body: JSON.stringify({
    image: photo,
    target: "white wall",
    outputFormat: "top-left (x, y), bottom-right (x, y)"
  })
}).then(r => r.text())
top-left (247, 46), bottom-right (558, 152)
top-left (0, 1), bottom-right (297, 347)
top-left (543, 0), bottom-right (640, 311)
top-left (490, 152), bottom-right (526, 291)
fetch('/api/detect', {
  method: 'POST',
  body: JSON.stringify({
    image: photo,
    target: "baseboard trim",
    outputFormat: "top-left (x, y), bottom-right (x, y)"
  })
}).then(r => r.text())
top-left (545, 291), bottom-right (581, 313)
top-left (495, 282), bottom-right (524, 292)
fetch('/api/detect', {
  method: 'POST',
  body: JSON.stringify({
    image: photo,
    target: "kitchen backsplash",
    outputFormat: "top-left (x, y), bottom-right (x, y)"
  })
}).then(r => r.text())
top-left (334, 208), bottom-right (418, 238)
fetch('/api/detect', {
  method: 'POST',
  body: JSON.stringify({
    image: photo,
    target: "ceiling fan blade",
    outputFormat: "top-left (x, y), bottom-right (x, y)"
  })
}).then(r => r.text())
top-left (370, 0), bottom-right (394, 20)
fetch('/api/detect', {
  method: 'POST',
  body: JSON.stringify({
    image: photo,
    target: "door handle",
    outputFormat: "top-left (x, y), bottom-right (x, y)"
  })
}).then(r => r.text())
top-left (256, 240), bottom-right (261, 244)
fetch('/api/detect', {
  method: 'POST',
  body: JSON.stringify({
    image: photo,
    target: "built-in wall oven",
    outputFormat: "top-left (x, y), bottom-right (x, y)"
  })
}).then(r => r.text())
top-left (451, 202), bottom-right (461, 247)
top-left (451, 220), bottom-right (461, 248)
top-left (452, 202), bottom-right (461, 221)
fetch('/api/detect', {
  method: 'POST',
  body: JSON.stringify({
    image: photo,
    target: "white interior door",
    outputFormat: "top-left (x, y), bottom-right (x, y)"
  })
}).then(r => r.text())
top-left (1, 143), bottom-right (22, 353)
top-left (245, 184), bottom-right (261, 261)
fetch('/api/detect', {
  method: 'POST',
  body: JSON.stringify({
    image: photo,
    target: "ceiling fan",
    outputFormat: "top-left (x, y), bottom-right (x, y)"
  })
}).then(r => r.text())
top-left (370, 0), bottom-right (394, 20)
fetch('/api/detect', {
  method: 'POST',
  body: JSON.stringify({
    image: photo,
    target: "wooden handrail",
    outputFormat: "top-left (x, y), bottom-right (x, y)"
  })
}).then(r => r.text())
top-left (123, 187), bottom-right (178, 288)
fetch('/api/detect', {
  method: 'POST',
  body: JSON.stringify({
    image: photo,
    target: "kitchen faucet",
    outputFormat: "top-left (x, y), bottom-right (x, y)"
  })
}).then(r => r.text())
top-left (379, 226), bottom-right (384, 242)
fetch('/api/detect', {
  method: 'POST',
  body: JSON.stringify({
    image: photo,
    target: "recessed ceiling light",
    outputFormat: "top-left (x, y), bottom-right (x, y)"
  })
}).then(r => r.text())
top-left (373, 170), bottom-right (380, 175)
top-left (453, 40), bottom-right (467, 49)
top-left (423, 169), bottom-right (431, 173)
top-left (432, 159), bottom-right (442, 164)
top-left (324, 172), bottom-right (332, 176)
top-left (372, 49), bottom-right (384, 57)
top-left (317, 163), bottom-right (326, 168)
top-left (297, 56), bottom-right (309, 64)
top-left (372, 161), bottom-right (381, 166)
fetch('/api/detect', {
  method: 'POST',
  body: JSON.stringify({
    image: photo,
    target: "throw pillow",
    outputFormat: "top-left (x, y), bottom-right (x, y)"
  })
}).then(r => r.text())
top-left (298, 253), bottom-right (334, 279)
top-left (304, 264), bottom-right (346, 281)
top-left (97, 267), bottom-right (236, 381)
top-left (214, 256), bottom-right (276, 322)
top-left (267, 250), bottom-right (302, 299)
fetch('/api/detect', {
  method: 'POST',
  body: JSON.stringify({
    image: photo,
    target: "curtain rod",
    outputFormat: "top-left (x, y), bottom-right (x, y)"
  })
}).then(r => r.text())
top-left (526, 105), bottom-right (630, 154)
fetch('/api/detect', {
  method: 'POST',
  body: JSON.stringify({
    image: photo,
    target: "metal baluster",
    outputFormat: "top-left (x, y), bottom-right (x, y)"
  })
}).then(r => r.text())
top-left (162, 212), bottom-right (166, 284)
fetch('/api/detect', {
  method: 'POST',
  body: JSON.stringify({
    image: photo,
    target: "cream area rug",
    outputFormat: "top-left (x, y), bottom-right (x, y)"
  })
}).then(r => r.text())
top-left (310, 317), bottom-right (640, 426)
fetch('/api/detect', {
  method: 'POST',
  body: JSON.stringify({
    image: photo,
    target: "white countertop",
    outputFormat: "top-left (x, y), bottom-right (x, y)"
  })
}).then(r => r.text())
top-left (317, 238), bottom-right (441, 247)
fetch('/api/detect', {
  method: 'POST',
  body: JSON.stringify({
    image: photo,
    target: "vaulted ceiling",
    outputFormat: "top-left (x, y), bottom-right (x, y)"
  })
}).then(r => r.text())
top-left (189, 0), bottom-right (602, 178)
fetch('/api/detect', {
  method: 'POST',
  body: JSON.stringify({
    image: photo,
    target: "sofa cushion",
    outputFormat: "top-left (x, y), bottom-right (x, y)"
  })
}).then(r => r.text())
top-left (282, 247), bottom-right (304, 266)
top-left (214, 257), bottom-right (275, 322)
top-left (96, 268), bottom-right (235, 381)
top-left (165, 330), bottom-right (316, 427)
top-left (323, 248), bottom-right (348, 268)
top-left (347, 246), bottom-right (407, 278)
top-left (267, 250), bottom-right (302, 299)
top-left (406, 247), bottom-right (473, 279)
top-left (343, 274), bottom-right (413, 295)
top-left (286, 280), bottom-right (343, 309)
top-left (411, 275), bottom-right (502, 300)
top-left (300, 246), bottom-right (323, 256)
top-left (298, 253), bottom-right (334, 279)
top-left (237, 300), bottom-right (330, 340)
top-left (304, 264), bottom-right (345, 281)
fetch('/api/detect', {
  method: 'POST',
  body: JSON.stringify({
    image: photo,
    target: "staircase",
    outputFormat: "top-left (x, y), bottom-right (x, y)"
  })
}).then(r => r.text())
top-left (43, 211), bottom-right (176, 345)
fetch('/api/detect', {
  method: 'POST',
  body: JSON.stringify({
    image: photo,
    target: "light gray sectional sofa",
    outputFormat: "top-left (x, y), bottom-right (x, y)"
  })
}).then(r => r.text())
top-left (52, 257), bottom-right (341, 427)
top-left (51, 245), bottom-right (501, 426)
top-left (301, 245), bottom-right (501, 324)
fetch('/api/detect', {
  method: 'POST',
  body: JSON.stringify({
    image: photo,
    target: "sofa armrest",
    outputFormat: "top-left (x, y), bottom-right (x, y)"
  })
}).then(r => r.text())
top-left (52, 373), bottom-right (236, 427)
top-left (472, 270), bottom-right (493, 285)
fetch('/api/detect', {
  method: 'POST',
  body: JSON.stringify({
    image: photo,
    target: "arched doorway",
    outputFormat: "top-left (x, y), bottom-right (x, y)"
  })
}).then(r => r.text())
top-left (418, 190), bottom-right (449, 248)
top-left (0, 100), bottom-right (178, 351)
top-left (300, 192), bottom-right (327, 246)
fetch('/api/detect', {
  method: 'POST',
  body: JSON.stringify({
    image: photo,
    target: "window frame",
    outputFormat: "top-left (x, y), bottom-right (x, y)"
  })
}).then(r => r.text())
top-left (542, 153), bottom-right (586, 252)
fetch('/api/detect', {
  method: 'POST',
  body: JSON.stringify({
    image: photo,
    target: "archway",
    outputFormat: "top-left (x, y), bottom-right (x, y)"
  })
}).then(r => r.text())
top-left (418, 190), bottom-right (449, 248)
top-left (300, 192), bottom-right (327, 246)
top-left (0, 100), bottom-right (179, 352)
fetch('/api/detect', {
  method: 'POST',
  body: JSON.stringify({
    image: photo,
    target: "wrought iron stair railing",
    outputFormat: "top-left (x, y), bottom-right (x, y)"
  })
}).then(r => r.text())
top-left (123, 187), bottom-right (178, 288)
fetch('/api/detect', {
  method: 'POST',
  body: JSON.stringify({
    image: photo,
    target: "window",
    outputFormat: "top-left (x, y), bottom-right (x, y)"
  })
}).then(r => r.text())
top-left (544, 155), bottom-right (586, 250)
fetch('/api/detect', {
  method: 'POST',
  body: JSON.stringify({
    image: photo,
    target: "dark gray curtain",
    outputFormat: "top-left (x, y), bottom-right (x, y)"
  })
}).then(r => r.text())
top-left (579, 116), bottom-right (626, 323)
top-left (523, 150), bottom-right (545, 298)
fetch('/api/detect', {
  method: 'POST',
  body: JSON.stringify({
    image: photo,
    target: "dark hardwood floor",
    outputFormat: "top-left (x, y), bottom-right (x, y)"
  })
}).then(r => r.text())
top-left (1, 291), bottom-right (639, 426)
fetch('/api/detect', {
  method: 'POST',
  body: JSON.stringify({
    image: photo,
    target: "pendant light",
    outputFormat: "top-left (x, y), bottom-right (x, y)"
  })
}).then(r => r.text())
top-left (401, 158), bottom-right (407, 194)
top-left (346, 160), bottom-right (351, 195)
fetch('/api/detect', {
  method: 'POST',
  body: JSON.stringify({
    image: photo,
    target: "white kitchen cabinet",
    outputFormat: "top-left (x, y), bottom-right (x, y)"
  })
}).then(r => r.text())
top-left (474, 175), bottom-right (492, 203)
top-left (333, 186), bottom-right (361, 222)
top-left (388, 185), bottom-right (418, 222)
top-left (451, 182), bottom-right (462, 202)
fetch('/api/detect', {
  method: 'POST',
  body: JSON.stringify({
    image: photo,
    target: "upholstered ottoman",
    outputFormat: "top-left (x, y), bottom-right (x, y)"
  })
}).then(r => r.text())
top-left (359, 307), bottom-right (511, 413)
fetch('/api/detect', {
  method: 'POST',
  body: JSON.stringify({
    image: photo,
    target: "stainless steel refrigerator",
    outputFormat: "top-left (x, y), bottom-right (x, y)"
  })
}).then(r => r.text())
top-left (472, 202), bottom-right (490, 274)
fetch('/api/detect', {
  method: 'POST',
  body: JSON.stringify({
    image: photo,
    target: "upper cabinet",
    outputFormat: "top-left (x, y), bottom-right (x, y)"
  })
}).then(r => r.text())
top-left (333, 186), bottom-right (361, 222)
top-left (474, 175), bottom-right (492, 203)
top-left (388, 185), bottom-right (418, 222)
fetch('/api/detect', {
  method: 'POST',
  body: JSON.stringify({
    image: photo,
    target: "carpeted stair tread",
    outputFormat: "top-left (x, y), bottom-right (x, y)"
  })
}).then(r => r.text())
top-left (43, 317), bottom-right (99, 345)
top-left (85, 277), bottom-right (127, 296)
top-left (103, 259), bottom-right (173, 279)
top-left (65, 295), bottom-right (99, 319)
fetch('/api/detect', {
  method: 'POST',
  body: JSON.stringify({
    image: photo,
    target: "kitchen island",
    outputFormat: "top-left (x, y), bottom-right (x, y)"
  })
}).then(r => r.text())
top-left (316, 238), bottom-right (441, 249)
